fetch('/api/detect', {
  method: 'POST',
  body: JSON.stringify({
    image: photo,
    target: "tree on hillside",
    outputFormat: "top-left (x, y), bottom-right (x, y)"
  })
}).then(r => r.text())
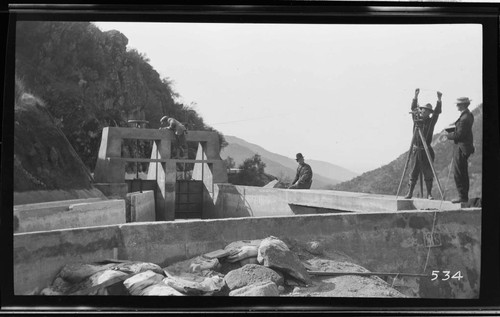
top-left (224, 156), bottom-right (236, 170)
top-left (232, 154), bottom-right (270, 186)
top-left (15, 21), bottom-right (227, 170)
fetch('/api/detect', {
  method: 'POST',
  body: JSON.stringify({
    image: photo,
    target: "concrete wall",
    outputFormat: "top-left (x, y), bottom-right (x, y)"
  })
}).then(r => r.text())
top-left (13, 188), bottom-right (107, 205)
top-left (14, 199), bottom-right (126, 233)
top-left (93, 183), bottom-right (128, 200)
top-left (93, 127), bottom-right (228, 221)
top-left (14, 226), bottom-right (121, 294)
top-left (208, 184), bottom-right (293, 218)
top-left (14, 209), bottom-right (481, 298)
top-left (209, 185), bottom-right (460, 218)
top-left (125, 191), bottom-right (155, 222)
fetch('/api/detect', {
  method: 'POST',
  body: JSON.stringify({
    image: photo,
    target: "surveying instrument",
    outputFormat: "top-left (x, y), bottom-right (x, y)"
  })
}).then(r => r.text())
top-left (396, 102), bottom-right (445, 200)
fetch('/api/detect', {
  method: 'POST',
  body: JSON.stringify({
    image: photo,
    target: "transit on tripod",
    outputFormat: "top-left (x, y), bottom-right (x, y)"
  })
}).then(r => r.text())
top-left (397, 88), bottom-right (445, 201)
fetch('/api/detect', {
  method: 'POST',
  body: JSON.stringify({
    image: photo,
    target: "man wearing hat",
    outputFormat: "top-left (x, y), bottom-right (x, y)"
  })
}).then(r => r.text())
top-left (446, 97), bottom-right (475, 203)
top-left (160, 115), bottom-right (188, 159)
top-left (288, 153), bottom-right (313, 189)
top-left (405, 88), bottom-right (442, 199)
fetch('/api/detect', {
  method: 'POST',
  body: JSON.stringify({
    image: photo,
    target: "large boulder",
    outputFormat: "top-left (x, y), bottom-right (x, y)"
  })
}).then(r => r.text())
top-left (257, 236), bottom-right (312, 285)
top-left (224, 264), bottom-right (284, 291)
top-left (229, 281), bottom-right (280, 297)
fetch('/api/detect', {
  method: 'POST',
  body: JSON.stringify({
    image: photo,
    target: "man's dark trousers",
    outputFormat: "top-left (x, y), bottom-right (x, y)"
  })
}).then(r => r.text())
top-left (453, 146), bottom-right (470, 201)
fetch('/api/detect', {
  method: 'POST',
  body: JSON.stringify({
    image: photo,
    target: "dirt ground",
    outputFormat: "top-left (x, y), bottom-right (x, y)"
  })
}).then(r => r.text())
top-left (284, 258), bottom-right (406, 297)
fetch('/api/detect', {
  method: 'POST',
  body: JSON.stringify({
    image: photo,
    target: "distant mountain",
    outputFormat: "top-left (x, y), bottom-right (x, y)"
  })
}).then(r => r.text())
top-left (334, 104), bottom-right (483, 199)
top-left (221, 135), bottom-right (359, 189)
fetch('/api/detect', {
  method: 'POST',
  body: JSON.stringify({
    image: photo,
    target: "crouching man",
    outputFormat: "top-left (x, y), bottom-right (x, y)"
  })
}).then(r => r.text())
top-left (288, 153), bottom-right (313, 189)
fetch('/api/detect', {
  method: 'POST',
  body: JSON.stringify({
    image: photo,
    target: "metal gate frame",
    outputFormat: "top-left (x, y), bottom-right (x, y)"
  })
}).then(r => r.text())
top-left (175, 179), bottom-right (203, 219)
top-left (173, 145), bottom-right (207, 219)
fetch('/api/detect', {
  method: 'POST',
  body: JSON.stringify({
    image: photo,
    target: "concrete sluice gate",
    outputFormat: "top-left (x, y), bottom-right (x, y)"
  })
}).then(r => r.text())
top-left (13, 128), bottom-right (481, 298)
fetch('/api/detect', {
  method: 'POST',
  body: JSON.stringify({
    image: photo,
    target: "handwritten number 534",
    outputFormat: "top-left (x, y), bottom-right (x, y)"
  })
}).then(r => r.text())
top-left (431, 271), bottom-right (463, 281)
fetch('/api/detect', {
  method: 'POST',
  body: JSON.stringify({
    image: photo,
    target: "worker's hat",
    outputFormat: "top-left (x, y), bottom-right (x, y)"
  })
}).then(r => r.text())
top-left (160, 116), bottom-right (169, 123)
top-left (455, 97), bottom-right (471, 106)
top-left (418, 103), bottom-right (434, 112)
top-left (295, 153), bottom-right (304, 160)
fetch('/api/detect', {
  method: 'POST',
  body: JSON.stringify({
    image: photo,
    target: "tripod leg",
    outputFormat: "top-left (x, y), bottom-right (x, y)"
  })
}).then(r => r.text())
top-left (396, 126), bottom-right (418, 198)
top-left (419, 170), bottom-right (424, 198)
top-left (417, 128), bottom-right (445, 200)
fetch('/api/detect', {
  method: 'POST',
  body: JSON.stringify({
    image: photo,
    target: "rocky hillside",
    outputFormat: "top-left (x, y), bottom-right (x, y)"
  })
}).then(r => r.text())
top-left (334, 104), bottom-right (483, 200)
top-left (15, 21), bottom-right (225, 171)
top-left (14, 77), bottom-right (93, 192)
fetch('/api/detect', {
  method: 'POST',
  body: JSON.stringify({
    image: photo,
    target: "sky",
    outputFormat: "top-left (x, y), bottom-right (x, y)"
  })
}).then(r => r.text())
top-left (93, 22), bottom-right (482, 174)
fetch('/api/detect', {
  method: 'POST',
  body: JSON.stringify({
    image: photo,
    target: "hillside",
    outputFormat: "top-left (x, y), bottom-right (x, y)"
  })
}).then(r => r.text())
top-left (334, 104), bottom-right (483, 199)
top-left (14, 87), bottom-right (93, 192)
top-left (15, 21), bottom-right (225, 171)
top-left (221, 135), bottom-right (359, 189)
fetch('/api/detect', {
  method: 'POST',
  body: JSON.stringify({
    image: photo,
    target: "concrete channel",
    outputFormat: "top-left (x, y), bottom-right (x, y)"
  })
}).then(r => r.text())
top-left (12, 128), bottom-right (481, 298)
top-left (13, 186), bottom-right (481, 298)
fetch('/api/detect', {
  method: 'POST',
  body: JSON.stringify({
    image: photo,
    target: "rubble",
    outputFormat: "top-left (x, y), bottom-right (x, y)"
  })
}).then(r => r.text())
top-left (305, 241), bottom-right (325, 256)
top-left (163, 270), bottom-right (225, 296)
top-left (39, 236), bottom-right (406, 297)
top-left (229, 281), bottom-right (280, 296)
top-left (257, 236), bottom-right (312, 285)
top-left (224, 264), bottom-right (284, 291)
top-left (124, 270), bottom-right (166, 296)
top-left (164, 256), bottom-right (220, 276)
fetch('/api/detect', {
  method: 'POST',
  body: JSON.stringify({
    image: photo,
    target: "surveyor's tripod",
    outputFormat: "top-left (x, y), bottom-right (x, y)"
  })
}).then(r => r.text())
top-left (396, 120), bottom-right (444, 200)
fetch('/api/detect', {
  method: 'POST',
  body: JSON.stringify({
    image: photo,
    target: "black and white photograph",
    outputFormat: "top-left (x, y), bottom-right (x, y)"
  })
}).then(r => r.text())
top-left (4, 3), bottom-right (500, 313)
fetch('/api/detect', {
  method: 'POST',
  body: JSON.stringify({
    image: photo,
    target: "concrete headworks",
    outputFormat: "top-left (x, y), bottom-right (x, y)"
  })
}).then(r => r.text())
top-left (13, 127), bottom-right (481, 298)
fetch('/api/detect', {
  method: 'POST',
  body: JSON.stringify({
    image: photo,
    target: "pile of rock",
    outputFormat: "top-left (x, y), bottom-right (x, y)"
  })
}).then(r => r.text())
top-left (40, 236), bottom-right (312, 296)
top-left (40, 236), bottom-right (406, 297)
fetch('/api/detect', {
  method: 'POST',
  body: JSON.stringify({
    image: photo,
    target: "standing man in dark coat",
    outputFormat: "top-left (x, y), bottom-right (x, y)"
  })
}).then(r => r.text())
top-left (447, 97), bottom-right (475, 203)
top-left (405, 88), bottom-right (442, 200)
top-left (289, 153), bottom-right (313, 189)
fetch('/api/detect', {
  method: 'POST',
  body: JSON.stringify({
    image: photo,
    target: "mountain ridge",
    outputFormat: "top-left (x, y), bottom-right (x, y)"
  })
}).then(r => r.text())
top-left (221, 135), bottom-right (359, 189)
top-left (333, 104), bottom-right (483, 199)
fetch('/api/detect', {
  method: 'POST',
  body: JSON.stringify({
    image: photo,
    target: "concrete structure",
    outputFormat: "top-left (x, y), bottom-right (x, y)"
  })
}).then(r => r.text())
top-left (93, 127), bottom-right (228, 221)
top-left (13, 126), bottom-right (481, 299)
top-left (14, 199), bottom-right (126, 233)
top-left (93, 183), bottom-right (129, 200)
top-left (204, 184), bottom-right (461, 219)
top-left (125, 191), bottom-right (155, 222)
top-left (13, 188), bottom-right (107, 205)
top-left (14, 208), bottom-right (480, 298)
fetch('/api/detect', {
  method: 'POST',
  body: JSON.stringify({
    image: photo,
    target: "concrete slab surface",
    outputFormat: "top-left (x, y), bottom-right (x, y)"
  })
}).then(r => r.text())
top-left (14, 198), bottom-right (105, 212)
top-left (286, 190), bottom-right (459, 212)
top-left (13, 188), bottom-right (107, 205)
top-left (14, 199), bottom-right (126, 233)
